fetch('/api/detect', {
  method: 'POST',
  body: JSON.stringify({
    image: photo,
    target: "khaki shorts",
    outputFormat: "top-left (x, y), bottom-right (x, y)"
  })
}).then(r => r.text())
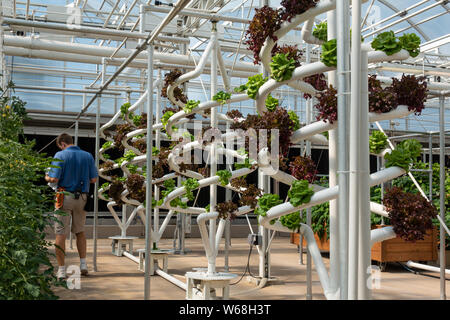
top-left (54, 194), bottom-right (88, 236)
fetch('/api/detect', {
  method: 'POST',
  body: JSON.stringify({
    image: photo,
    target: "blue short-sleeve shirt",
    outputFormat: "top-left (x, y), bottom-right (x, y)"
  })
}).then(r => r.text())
top-left (48, 146), bottom-right (98, 193)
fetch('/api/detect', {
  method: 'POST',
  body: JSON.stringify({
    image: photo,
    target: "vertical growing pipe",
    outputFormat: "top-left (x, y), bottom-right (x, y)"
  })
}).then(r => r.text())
top-left (305, 43), bottom-right (312, 300)
top-left (348, 0), bottom-right (362, 300)
top-left (358, 51), bottom-right (371, 300)
top-left (144, 44), bottom-right (154, 300)
top-left (208, 22), bottom-right (218, 275)
top-left (154, 70), bottom-right (161, 248)
top-left (327, 9), bottom-right (340, 298)
top-left (439, 95), bottom-right (446, 300)
top-left (336, 0), bottom-right (350, 300)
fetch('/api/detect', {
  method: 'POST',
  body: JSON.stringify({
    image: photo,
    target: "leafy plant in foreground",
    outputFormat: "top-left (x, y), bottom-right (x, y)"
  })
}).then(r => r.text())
top-left (183, 100), bottom-right (200, 114)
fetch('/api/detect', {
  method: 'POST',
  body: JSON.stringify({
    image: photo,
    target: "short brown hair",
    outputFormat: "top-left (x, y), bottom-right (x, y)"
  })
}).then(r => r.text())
top-left (56, 133), bottom-right (73, 146)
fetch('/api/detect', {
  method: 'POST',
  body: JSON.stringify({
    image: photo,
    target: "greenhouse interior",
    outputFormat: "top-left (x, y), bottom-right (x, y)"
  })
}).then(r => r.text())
top-left (1, 0), bottom-right (449, 302)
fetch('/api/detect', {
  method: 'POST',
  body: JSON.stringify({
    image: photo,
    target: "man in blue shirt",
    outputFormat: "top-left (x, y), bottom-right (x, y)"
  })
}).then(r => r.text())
top-left (45, 133), bottom-right (98, 279)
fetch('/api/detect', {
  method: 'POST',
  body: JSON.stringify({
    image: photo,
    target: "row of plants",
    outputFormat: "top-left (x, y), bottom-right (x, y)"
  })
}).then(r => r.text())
top-left (0, 83), bottom-right (64, 299)
top-left (314, 74), bottom-right (428, 124)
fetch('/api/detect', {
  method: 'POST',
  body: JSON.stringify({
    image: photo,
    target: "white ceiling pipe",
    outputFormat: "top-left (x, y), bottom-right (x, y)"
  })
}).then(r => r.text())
top-left (3, 35), bottom-right (260, 73)
top-left (3, 17), bottom-right (191, 43)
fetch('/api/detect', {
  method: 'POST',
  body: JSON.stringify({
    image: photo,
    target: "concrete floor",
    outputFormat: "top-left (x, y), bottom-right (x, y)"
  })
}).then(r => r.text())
top-left (51, 237), bottom-right (449, 300)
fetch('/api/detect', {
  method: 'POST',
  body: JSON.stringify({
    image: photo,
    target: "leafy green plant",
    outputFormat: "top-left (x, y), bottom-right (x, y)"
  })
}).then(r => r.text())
top-left (288, 180), bottom-right (314, 207)
top-left (234, 157), bottom-right (253, 170)
top-left (320, 39), bottom-right (337, 67)
top-left (245, 74), bottom-right (268, 99)
top-left (183, 100), bottom-right (200, 114)
top-left (181, 178), bottom-right (199, 201)
top-left (120, 102), bottom-right (132, 120)
top-left (212, 91), bottom-right (231, 105)
top-left (102, 141), bottom-right (113, 149)
top-left (0, 84), bottom-right (29, 141)
top-left (270, 53), bottom-right (296, 82)
top-left (161, 110), bottom-right (174, 129)
top-left (152, 146), bottom-right (159, 156)
top-left (398, 33), bottom-right (421, 58)
top-left (254, 194), bottom-right (283, 217)
top-left (384, 139), bottom-right (422, 171)
top-left (216, 170), bottom-right (232, 186)
top-left (312, 21), bottom-right (327, 42)
top-left (371, 31), bottom-right (402, 55)
top-left (265, 94), bottom-right (279, 112)
top-left (369, 130), bottom-right (388, 154)
top-left (0, 93), bottom-right (64, 299)
top-left (288, 110), bottom-right (300, 131)
top-left (123, 150), bottom-right (136, 162)
top-left (280, 211), bottom-right (302, 232)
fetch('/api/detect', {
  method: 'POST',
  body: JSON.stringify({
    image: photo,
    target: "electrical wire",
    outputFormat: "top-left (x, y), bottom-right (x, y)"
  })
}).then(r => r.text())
top-left (229, 243), bottom-right (258, 285)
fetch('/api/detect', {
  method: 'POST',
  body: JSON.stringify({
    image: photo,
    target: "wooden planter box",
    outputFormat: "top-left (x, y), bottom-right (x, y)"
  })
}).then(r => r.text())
top-left (290, 226), bottom-right (438, 263)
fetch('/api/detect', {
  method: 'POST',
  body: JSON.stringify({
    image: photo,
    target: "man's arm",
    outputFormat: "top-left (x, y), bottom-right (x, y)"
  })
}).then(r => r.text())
top-left (89, 154), bottom-right (98, 184)
top-left (45, 175), bottom-right (59, 183)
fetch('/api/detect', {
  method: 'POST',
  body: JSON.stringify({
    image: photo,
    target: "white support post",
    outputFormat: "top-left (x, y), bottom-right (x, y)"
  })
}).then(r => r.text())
top-left (336, 0), bottom-right (350, 300)
top-left (439, 95), bottom-right (446, 300)
top-left (144, 44), bottom-right (154, 300)
top-left (327, 9), bottom-right (340, 298)
top-left (348, 0), bottom-right (362, 300)
top-left (154, 69), bottom-right (162, 249)
top-left (208, 22), bottom-right (218, 275)
top-left (305, 43), bottom-right (313, 300)
top-left (358, 51), bottom-right (371, 300)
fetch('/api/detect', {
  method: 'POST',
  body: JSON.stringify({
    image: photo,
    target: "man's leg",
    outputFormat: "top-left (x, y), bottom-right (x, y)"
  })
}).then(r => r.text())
top-left (75, 231), bottom-right (87, 259)
top-left (55, 234), bottom-right (66, 266)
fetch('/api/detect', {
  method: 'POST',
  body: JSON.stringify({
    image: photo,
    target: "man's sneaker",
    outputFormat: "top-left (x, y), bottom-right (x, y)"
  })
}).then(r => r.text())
top-left (56, 268), bottom-right (67, 280)
top-left (80, 263), bottom-right (88, 276)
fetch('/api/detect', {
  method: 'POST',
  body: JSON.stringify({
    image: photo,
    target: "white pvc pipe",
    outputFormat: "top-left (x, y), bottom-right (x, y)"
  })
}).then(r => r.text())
top-left (348, 0), bottom-right (362, 299)
top-left (370, 226), bottom-right (396, 246)
top-left (406, 261), bottom-right (450, 275)
top-left (358, 50), bottom-right (371, 300)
